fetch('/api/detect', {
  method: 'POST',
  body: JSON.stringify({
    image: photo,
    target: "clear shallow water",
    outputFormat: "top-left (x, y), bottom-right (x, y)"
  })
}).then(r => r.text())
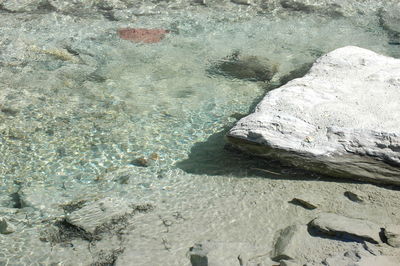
top-left (1, 3), bottom-right (400, 265)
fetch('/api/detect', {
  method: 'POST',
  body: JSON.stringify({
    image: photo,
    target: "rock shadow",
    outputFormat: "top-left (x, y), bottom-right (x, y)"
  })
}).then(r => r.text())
top-left (176, 127), bottom-right (395, 188)
top-left (176, 127), bottom-right (325, 181)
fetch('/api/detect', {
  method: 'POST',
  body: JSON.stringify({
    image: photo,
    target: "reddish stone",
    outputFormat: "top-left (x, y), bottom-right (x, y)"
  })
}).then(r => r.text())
top-left (117, 28), bottom-right (169, 43)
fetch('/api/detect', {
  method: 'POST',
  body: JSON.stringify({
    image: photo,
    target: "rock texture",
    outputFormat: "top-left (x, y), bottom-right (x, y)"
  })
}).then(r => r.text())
top-left (227, 46), bottom-right (400, 185)
top-left (309, 213), bottom-right (382, 244)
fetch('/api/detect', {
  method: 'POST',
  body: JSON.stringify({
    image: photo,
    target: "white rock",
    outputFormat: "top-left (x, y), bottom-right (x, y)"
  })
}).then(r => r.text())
top-left (310, 213), bottom-right (381, 244)
top-left (0, 217), bottom-right (16, 234)
top-left (227, 46), bottom-right (400, 185)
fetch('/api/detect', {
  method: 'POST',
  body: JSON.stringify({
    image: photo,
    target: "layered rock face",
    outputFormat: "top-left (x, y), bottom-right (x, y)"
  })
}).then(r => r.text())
top-left (227, 46), bottom-right (400, 184)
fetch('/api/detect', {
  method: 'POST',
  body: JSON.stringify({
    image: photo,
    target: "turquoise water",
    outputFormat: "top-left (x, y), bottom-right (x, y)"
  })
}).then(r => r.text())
top-left (1, 3), bottom-right (400, 265)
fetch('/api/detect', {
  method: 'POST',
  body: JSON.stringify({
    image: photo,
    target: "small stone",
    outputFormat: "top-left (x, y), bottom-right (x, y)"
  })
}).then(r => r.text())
top-left (131, 157), bottom-right (149, 167)
top-left (384, 224), bottom-right (400, 247)
top-left (0, 217), bottom-right (16, 234)
top-left (280, 0), bottom-right (314, 12)
top-left (150, 152), bottom-right (160, 161)
top-left (344, 191), bottom-right (365, 203)
top-left (309, 213), bottom-right (381, 244)
top-left (289, 198), bottom-right (317, 210)
top-left (117, 28), bottom-right (169, 44)
top-left (117, 174), bottom-right (130, 184)
top-left (189, 243), bottom-right (209, 266)
top-left (231, 0), bottom-right (251, 5)
top-left (193, 0), bottom-right (206, 5)
top-left (280, 259), bottom-right (299, 266)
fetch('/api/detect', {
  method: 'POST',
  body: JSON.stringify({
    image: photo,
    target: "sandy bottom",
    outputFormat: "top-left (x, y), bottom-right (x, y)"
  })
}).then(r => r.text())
top-left (0, 3), bottom-right (400, 265)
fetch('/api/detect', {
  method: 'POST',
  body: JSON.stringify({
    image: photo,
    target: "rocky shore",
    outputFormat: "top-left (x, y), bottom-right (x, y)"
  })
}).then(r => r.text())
top-left (1, 0), bottom-right (400, 265)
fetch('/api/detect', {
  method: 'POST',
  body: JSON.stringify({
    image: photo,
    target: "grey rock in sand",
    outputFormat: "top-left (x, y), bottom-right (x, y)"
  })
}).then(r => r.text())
top-left (273, 224), bottom-right (311, 261)
top-left (383, 224), bottom-right (400, 248)
top-left (289, 197), bottom-right (318, 210)
top-left (344, 191), bottom-right (366, 203)
top-left (227, 46), bottom-right (400, 185)
top-left (309, 212), bottom-right (382, 244)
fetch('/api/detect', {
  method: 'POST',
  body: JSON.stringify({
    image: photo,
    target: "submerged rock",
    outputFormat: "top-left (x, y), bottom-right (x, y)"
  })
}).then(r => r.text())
top-left (117, 28), bottom-right (169, 43)
top-left (227, 46), bottom-right (400, 185)
top-left (0, 0), bottom-right (44, 12)
top-left (309, 212), bottom-right (382, 244)
top-left (280, 0), bottom-right (344, 16)
top-left (65, 197), bottom-right (153, 237)
top-left (379, 4), bottom-right (400, 44)
top-left (131, 157), bottom-right (149, 167)
top-left (209, 51), bottom-right (278, 82)
top-left (0, 217), bottom-right (16, 234)
top-left (231, 0), bottom-right (251, 5)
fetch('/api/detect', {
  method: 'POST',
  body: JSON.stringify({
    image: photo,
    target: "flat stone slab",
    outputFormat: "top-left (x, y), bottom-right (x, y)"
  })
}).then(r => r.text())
top-left (227, 46), bottom-right (400, 185)
top-left (309, 213), bottom-right (382, 244)
top-left (273, 224), bottom-right (311, 261)
top-left (65, 197), bottom-right (153, 235)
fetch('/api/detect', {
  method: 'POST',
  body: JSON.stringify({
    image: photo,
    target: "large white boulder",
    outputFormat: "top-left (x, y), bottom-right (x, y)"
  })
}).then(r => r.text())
top-left (227, 46), bottom-right (400, 184)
